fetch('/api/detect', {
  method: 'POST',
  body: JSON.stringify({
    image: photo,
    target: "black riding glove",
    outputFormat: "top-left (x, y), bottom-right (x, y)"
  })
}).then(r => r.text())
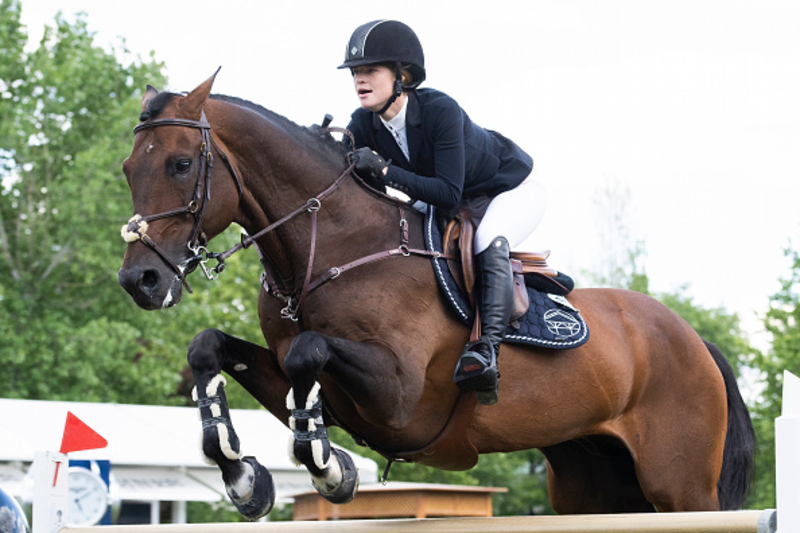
top-left (352, 147), bottom-right (390, 184)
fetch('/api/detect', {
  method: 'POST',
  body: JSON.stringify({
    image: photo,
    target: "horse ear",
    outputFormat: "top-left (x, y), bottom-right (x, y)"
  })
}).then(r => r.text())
top-left (180, 68), bottom-right (221, 119)
top-left (141, 85), bottom-right (159, 112)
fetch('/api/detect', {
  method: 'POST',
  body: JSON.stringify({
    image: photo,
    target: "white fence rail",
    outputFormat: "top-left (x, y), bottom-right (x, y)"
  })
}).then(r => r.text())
top-left (59, 509), bottom-right (776, 533)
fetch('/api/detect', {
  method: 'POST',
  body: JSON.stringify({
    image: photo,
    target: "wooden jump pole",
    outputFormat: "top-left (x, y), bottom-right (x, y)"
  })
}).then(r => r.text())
top-left (59, 509), bottom-right (776, 533)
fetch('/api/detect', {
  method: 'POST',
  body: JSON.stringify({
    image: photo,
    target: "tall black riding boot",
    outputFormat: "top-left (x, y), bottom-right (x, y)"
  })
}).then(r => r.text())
top-left (453, 236), bottom-right (514, 405)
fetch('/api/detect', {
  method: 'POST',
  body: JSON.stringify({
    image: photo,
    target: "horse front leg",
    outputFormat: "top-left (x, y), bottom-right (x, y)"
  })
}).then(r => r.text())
top-left (283, 330), bottom-right (401, 504)
top-left (187, 328), bottom-right (286, 520)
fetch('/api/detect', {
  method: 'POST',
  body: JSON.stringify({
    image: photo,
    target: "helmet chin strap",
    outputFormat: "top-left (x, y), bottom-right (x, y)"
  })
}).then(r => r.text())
top-left (376, 62), bottom-right (405, 116)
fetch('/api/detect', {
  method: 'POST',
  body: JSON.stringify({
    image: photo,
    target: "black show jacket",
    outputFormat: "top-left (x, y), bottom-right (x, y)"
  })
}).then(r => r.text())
top-left (347, 88), bottom-right (533, 215)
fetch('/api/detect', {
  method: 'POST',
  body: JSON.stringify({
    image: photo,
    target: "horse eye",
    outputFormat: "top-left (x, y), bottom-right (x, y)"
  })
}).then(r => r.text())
top-left (175, 160), bottom-right (192, 174)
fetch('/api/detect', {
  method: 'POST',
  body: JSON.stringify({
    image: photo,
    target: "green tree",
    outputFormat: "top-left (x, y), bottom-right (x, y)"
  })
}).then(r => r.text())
top-left (0, 2), bottom-right (189, 403)
top-left (0, 0), bottom-right (271, 411)
top-left (747, 246), bottom-right (800, 509)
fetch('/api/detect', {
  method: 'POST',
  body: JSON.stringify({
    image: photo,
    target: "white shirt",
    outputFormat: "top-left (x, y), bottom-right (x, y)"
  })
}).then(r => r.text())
top-left (379, 97), bottom-right (410, 162)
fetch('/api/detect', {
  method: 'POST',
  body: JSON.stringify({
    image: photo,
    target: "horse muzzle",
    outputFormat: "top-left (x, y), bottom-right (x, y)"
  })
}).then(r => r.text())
top-left (118, 262), bottom-right (184, 310)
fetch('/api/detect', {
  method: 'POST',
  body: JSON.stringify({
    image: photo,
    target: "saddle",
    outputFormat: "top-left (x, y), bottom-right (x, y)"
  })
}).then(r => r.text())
top-left (441, 211), bottom-right (570, 331)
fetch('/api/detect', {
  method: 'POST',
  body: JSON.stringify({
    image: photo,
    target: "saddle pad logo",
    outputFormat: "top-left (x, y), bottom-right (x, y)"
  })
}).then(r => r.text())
top-left (544, 309), bottom-right (582, 338)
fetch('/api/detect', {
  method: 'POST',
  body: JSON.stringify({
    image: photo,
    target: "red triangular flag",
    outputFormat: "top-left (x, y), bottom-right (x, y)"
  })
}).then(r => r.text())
top-left (59, 411), bottom-right (108, 453)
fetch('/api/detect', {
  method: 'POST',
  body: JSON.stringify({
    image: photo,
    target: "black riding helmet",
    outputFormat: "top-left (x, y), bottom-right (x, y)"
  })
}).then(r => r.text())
top-left (339, 20), bottom-right (426, 114)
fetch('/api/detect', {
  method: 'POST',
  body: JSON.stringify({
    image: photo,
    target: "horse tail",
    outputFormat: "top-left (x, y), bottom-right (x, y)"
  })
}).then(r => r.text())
top-left (704, 340), bottom-right (755, 510)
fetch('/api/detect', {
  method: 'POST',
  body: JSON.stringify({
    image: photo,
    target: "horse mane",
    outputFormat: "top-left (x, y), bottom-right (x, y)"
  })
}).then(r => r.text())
top-left (210, 94), bottom-right (348, 162)
top-left (141, 91), bottom-right (349, 165)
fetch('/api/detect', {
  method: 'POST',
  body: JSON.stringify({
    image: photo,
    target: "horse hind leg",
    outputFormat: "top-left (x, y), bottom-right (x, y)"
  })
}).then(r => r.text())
top-left (542, 437), bottom-right (655, 514)
top-left (284, 331), bottom-right (358, 504)
top-left (188, 329), bottom-right (276, 519)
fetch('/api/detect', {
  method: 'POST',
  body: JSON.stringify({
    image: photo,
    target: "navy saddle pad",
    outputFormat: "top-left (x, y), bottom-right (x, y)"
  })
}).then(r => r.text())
top-left (425, 207), bottom-right (589, 350)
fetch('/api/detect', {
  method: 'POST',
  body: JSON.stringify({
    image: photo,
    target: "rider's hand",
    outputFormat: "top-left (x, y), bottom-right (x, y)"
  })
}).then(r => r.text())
top-left (352, 147), bottom-right (390, 183)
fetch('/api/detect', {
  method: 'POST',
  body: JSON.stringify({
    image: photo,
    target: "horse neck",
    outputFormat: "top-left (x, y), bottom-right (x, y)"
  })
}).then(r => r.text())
top-left (207, 100), bottom-right (397, 289)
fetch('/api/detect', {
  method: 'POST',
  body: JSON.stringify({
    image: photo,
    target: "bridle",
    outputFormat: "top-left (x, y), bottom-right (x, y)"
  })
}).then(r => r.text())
top-left (122, 111), bottom-right (448, 319)
top-left (122, 112), bottom-right (242, 293)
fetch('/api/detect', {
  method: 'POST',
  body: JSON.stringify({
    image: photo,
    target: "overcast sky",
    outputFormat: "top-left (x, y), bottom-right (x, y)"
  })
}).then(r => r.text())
top-left (18, 1), bottom-right (800, 341)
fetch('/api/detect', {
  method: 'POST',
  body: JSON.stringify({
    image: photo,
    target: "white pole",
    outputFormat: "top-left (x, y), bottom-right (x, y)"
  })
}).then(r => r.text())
top-left (32, 451), bottom-right (68, 533)
top-left (150, 501), bottom-right (160, 524)
top-left (173, 466), bottom-right (188, 524)
top-left (172, 500), bottom-right (187, 524)
top-left (776, 370), bottom-right (800, 533)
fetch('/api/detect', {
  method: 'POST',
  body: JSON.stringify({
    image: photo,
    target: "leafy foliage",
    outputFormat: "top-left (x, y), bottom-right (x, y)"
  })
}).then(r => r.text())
top-left (746, 246), bottom-right (800, 509)
top-left (0, 1), bottom-right (272, 407)
top-left (0, 2), bottom-right (270, 407)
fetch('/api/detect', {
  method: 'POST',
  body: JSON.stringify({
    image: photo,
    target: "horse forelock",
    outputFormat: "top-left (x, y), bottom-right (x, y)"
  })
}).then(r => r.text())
top-left (139, 91), bottom-right (179, 122)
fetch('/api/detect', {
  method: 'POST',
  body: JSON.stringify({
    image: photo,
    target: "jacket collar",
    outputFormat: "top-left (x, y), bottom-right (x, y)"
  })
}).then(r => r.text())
top-left (406, 91), bottom-right (421, 127)
top-left (371, 92), bottom-right (422, 167)
top-left (404, 92), bottom-right (422, 163)
top-left (370, 92), bottom-right (422, 129)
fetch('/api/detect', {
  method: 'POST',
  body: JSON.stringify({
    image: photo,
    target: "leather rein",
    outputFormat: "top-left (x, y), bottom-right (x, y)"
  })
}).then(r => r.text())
top-left (123, 113), bottom-right (449, 319)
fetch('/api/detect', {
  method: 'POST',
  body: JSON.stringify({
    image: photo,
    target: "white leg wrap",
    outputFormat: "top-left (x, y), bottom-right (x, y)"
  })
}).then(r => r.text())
top-left (311, 437), bottom-right (328, 470)
top-left (288, 438), bottom-right (303, 467)
top-left (217, 422), bottom-right (241, 461)
top-left (304, 382), bottom-right (321, 409)
top-left (286, 383), bottom-right (329, 469)
top-left (206, 374), bottom-right (227, 397)
top-left (196, 374), bottom-right (240, 462)
top-left (285, 382), bottom-right (321, 410)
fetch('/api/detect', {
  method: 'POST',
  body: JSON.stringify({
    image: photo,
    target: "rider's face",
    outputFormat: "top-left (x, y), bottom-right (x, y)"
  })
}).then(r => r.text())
top-left (351, 65), bottom-right (396, 113)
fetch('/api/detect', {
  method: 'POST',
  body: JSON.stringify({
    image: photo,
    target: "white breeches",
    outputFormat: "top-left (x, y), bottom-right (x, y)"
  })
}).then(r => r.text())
top-left (474, 174), bottom-right (548, 254)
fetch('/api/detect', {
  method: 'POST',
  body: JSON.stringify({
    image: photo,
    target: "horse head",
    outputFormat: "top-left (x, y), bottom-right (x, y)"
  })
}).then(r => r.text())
top-left (118, 71), bottom-right (242, 310)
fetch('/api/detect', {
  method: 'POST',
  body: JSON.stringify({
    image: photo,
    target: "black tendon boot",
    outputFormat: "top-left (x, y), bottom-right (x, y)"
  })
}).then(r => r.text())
top-left (453, 236), bottom-right (514, 405)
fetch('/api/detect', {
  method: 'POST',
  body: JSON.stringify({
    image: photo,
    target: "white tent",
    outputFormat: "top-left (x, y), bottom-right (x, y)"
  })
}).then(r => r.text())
top-left (0, 399), bottom-right (377, 523)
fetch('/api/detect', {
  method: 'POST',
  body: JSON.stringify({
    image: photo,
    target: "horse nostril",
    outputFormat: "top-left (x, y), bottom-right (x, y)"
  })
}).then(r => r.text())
top-left (140, 269), bottom-right (160, 292)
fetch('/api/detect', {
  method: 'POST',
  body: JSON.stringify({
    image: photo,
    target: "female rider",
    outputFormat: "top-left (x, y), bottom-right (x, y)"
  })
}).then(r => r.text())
top-left (340, 20), bottom-right (547, 405)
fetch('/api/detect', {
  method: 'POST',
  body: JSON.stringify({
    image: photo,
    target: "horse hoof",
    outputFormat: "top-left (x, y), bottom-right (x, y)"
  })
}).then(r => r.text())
top-left (313, 448), bottom-right (359, 504)
top-left (227, 457), bottom-right (275, 520)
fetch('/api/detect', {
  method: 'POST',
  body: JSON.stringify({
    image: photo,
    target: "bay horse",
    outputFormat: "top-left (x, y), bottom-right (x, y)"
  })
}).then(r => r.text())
top-left (118, 72), bottom-right (754, 518)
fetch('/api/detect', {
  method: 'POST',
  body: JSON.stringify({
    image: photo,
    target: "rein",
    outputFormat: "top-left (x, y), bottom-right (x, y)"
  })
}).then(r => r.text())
top-left (123, 116), bottom-right (450, 319)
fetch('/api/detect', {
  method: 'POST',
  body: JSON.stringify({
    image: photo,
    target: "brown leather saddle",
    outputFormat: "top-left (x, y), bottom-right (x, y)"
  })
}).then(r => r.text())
top-left (441, 211), bottom-right (560, 338)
